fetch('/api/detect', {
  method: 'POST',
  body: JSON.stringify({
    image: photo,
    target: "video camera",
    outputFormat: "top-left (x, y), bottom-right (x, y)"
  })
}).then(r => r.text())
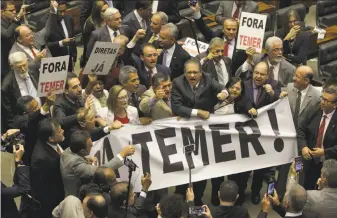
top-left (3, 131), bottom-right (25, 150)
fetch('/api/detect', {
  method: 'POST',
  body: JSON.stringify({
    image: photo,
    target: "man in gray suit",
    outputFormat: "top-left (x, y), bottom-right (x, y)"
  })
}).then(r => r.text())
top-left (215, 0), bottom-right (259, 24)
top-left (60, 130), bottom-right (135, 197)
top-left (86, 7), bottom-right (133, 60)
top-left (276, 66), bottom-right (321, 199)
top-left (236, 36), bottom-right (296, 87)
top-left (122, 0), bottom-right (151, 36)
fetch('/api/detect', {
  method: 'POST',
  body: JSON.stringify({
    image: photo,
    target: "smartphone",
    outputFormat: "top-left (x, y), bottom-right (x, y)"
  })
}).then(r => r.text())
top-left (189, 206), bottom-right (205, 215)
top-left (183, 144), bottom-right (195, 154)
top-left (295, 156), bottom-right (303, 173)
top-left (267, 181), bottom-right (275, 196)
top-left (189, 0), bottom-right (197, 7)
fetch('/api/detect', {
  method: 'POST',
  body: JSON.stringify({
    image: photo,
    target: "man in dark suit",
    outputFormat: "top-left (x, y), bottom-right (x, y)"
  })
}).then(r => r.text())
top-left (30, 118), bottom-right (65, 218)
top-left (1, 1), bottom-right (26, 78)
top-left (46, 1), bottom-right (77, 72)
top-left (158, 23), bottom-right (190, 80)
top-left (215, 0), bottom-right (259, 24)
top-left (134, 43), bottom-right (171, 88)
top-left (297, 86), bottom-right (337, 190)
top-left (190, 3), bottom-right (246, 73)
top-left (241, 61), bottom-right (281, 204)
top-left (119, 65), bottom-right (147, 115)
top-left (122, 0), bottom-right (151, 36)
top-left (1, 52), bottom-right (40, 130)
top-left (86, 7), bottom-right (133, 61)
top-left (198, 37), bottom-right (232, 86)
top-left (258, 184), bottom-right (319, 218)
top-left (53, 72), bottom-right (84, 147)
top-left (171, 58), bottom-right (228, 206)
top-left (153, 0), bottom-right (180, 24)
top-left (12, 93), bottom-right (55, 165)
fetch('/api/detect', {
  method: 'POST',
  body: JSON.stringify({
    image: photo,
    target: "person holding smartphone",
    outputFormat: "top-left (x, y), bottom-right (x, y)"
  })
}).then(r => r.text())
top-left (283, 10), bottom-right (309, 66)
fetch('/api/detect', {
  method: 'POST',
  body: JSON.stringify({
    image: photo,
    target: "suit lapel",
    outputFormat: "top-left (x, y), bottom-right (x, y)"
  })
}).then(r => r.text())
top-left (324, 111), bottom-right (337, 143)
top-left (131, 13), bottom-right (142, 30)
top-left (288, 87), bottom-right (297, 113)
top-left (299, 86), bottom-right (313, 114)
top-left (15, 43), bottom-right (33, 61)
top-left (278, 60), bottom-right (288, 85)
top-left (103, 25), bottom-right (111, 42)
top-left (170, 45), bottom-right (178, 68)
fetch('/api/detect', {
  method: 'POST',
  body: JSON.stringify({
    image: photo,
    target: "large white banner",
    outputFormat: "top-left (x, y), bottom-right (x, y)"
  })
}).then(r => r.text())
top-left (237, 12), bottom-right (267, 53)
top-left (90, 98), bottom-right (297, 191)
top-left (83, 42), bottom-right (120, 75)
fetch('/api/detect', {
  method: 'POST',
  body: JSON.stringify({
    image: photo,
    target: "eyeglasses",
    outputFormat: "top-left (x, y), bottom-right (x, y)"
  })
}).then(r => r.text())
top-left (320, 96), bottom-right (336, 104)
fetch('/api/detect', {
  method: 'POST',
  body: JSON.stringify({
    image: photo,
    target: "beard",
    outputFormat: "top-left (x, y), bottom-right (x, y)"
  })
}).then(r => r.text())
top-left (18, 72), bottom-right (29, 79)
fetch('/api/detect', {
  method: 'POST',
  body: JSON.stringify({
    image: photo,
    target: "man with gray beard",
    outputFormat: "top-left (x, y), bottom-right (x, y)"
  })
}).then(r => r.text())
top-left (236, 36), bottom-right (296, 87)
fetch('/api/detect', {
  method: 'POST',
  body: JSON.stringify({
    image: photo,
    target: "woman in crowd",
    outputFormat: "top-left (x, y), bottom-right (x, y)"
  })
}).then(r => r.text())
top-left (282, 10), bottom-right (309, 66)
top-left (98, 85), bottom-right (152, 128)
top-left (214, 77), bottom-right (247, 115)
top-left (81, 0), bottom-right (109, 68)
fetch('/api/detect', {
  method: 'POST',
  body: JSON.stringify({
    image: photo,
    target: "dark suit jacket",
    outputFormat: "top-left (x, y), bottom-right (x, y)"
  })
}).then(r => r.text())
top-left (201, 55), bottom-right (233, 84)
top-left (108, 195), bottom-right (146, 218)
top-left (30, 139), bottom-right (65, 218)
top-left (171, 73), bottom-right (225, 118)
top-left (81, 18), bottom-right (98, 67)
top-left (86, 24), bottom-right (133, 61)
top-left (157, 43), bottom-right (190, 80)
top-left (69, 125), bottom-right (108, 143)
top-left (214, 205), bottom-right (250, 218)
top-left (1, 166), bottom-right (30, 218)
top-left (1, 18), bottom-right (19, 78)
top-left (283, 31), bottom-right (309, 65)
top-left (12, 111), bottom-right (50, 165)
top-left (122, 11), bottom-right (151, 36)
top-left (242, 78), bottom-right (281, 111)
top-left (53, 94), bottom-right (83, 146)
top-left (195, 16), bottom-right (246, 73)
top-left (256, 205), bottom-right (319, 218)
top-left (133, 55), bottom-right (172, 88)
top-left (46, 15), bottom-right (77, 63)
top-left (157, 0), bottom-right (181, 23)
top-left (1, 71), bottom-right (39, 130)
top-left (297, 109), bottom-right (337, 159)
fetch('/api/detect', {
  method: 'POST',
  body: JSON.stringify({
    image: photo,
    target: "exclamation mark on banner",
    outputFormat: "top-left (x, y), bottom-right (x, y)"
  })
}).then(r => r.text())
top-left (267, 109), bottom-right (284, 152)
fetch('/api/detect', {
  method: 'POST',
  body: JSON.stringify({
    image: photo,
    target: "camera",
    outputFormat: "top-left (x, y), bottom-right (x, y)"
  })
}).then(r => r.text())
top-left (124, 158), bottom-right (137, 171)
top-left (189, 206), bottom-right (205, 216)
top-left (3, 132), bottom-right (25, 150)
top-left (267, 181), bottom-right (275, 196)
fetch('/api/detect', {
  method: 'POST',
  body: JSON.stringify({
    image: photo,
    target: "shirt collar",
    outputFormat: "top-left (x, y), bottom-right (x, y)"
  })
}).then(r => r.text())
top-left (133, 10), bottom-right (143, 24)
top-left (323, 109), bottom-right (335, 119)
top-left (224, 37), bottom-right (235, 45)
top-left (107, 25), bottom-right (119, 34)
top-left (298, 84), bottom-right (310, 97)
top-left (165, 43), bottom-right (176, 55)
top-left (285, 212), bottom-right (303, 217)
top-left (145, 66), bottom-right (157, 72)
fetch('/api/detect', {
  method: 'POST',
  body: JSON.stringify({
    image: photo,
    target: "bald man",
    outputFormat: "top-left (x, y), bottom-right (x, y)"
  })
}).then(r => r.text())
top-left (276, 66), bottom-right (321, 199)
top-left (94, 167), bottom-right (117, 193)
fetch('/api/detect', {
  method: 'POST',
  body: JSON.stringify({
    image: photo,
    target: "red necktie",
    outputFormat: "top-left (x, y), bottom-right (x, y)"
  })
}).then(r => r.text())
top-left (30, 47), bottom-right (37, 57)
top-left (233, 7), bottom-right (240, 19)
top-left (224, 41), bottom-right (229, 57)
top-left (316, 115), bottom-right (327, 148)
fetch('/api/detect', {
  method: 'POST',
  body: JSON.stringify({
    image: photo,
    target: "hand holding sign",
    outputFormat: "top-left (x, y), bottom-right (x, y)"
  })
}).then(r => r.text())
top-left (139, 117), bottom-right (153, 126)
top-left (197, 110), bottom-right (210, 120)
top-left (248, 108), bottom-right (258, 116)
top-left (279, 91), bottom-right (288, 99)
top-left (246, 47), bottom-right (257, 63)
top-left (120, 145), bottom-right (135, 158)
top-left (110, 120), bottom-right (123, 130)
top-left (35, 49), bottom-right (47, 61)
top-left (186, 187), bottom-right (194, 201)
top-left (141, 173), bottom-right (152, 192)
top-left (263, 84), bottom-right (274, 96)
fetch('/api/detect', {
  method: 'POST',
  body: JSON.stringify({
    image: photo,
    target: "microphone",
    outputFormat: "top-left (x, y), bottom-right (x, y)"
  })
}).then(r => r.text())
top-left (124, 158), bottom-right (138, 171)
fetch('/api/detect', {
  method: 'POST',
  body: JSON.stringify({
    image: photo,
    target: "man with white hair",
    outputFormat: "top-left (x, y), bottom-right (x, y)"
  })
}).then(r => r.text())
top-left (157, 23), bottom-right (190, 80)
top-left (1, 51), bottom-right (40, 129)
top-left (237, 36), bottom-right (296, 87)
top-left (86, 7), bottom-right (133, 60)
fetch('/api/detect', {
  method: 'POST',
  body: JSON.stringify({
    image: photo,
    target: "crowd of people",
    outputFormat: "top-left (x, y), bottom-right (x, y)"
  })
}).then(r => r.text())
top-left (1, 0), bottom-right (337, 218)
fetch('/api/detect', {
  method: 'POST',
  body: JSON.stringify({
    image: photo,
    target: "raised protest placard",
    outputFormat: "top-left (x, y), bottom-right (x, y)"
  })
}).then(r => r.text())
top-left (237, 12), bottom-right (267, 53)
top-left (90, 98), bottom-right (297, 192)
top-left (83, 42), bottom-right (120, 75)
top-left (182, 37), bottom-right (209, 57)
top-left (37, 55), bottom-right (69, 97)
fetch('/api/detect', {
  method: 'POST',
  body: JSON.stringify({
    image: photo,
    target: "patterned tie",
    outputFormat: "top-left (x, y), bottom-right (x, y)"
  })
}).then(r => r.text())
top-left (255, 87), bottom-right (261, 105)
top-left (224, 41), bottom-right (229, 57)
top-left (293, 91), bottom-right (302, 129)
top-left (141, 19), bottom-right (147, 30)
top-left (147, 69), bottom-right (153, 87)
top-left (192, 86), bottom-right (197, 94)
top-left (215, 62), bottom-right (224, 85)
top-left (316, 115), bottom-right (327, 148)
top-left (148, 34), bottom-right (156, 43)
top-left (269, 65), bottom-right (275, 80)
top-left (162, 50), bottom-right (168, 67)
top-left (131, 93), bottom-right (139, 108)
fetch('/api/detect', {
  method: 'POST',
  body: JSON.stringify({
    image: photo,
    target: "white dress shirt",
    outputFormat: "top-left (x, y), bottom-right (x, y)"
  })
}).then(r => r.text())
top-left (267, 59), bottom-right (280, 81)
top-left (145, 66), bottom-right (158, 77)
top-left (14, 72), bottom-right (41, 106)
top-left (152, 0), bottom-right (159, 13)
top-left (107, 25), bottom-right (120, 42)
top-left (58, 19), bottom-right (69, 47)
top-left (214, 59), bottom-right (229, 86)
top-left (297, 85), bottom-right (310, 109)
top-left (134, 10), bottom-right (147, 30)
top-left (17, 42), bottom-right (39, 59)
top-left (163, 43), bottom-right (175, 67)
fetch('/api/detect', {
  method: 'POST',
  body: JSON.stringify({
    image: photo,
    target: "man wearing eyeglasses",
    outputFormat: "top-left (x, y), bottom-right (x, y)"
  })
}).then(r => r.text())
top-left (297, 86), bottom-right (337, 190)
top-left (1, 1), bottom-right (27, 78)
top-left (237, 36), bottom-right (296, 87)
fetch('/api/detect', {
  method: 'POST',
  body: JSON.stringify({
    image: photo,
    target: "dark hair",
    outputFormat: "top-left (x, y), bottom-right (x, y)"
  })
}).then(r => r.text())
top-left (90, 0), bottom-right (108, 28)
top-left (78, 183), bottom-right (103, 202)
top-left (322, 159), bottom-right (337, 188)
top-left (284, 9), bottom-right (302, 33)
top-left (184, 57), bottom-right (202, 74)
top-left (70, 130), bottom-right (91, 153)
top-left (38, 118), bottom-right (60, 141)
top-left (86, 194), bottom-right (108, 218)
top-left (16, 95), bottom-right (34, 114)
top-left (140, 42), bottom-right (156, 56)
top-left (225, 77), bottom-right (244, 101)
top-left (57, 0), bottom-right (67, 6)
top-left (219, 180), bottom-right (239, 202)
top-left (303, 72), bottom-right (313, 83)
top-left (1, 1), bottom-right (14, 10)
top-left (152, 71), bottom-right (170, 88)
top-left (65, 72), bottom-right (78, 90)
top-left (159, 194), bottom-right (184, 218)
top-left (135, 0), bottom-right (150, 10)
top-left (110, 182), bottom-right (133, 208)
top-left (94, 167), bottom-right (116, 192)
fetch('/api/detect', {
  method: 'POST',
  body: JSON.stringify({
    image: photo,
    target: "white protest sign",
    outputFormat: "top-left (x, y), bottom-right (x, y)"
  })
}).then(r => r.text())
top-left (90, 98), bottom-right (297, 192)
top-left (237, 12), bottom-right (267, 53)
top-left (37, 55), bottom-right (69, 97)
top-left (182, 37), bottom-right (209, 57)
top-left (83, 42), bottom-right (120, 75)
